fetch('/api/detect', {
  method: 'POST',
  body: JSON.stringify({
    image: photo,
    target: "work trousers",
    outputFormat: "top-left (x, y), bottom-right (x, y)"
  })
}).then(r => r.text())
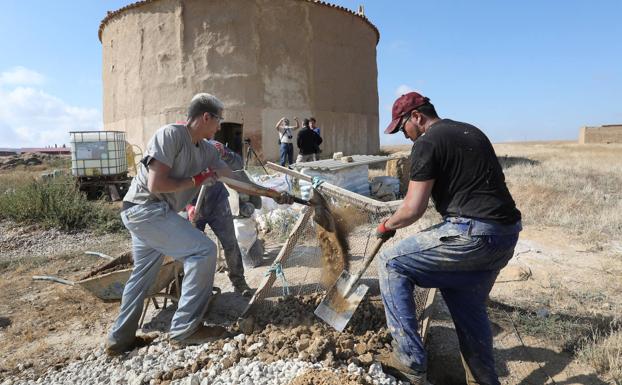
top-left (377, 218), bottom-right (520, 385)
top-left (296, 153), bottom-right (317, 163)
top-left (279, 143), bottom-right (294, 167)
top-left (195, 199), bottom-right (248, 286)
top-left (108, 201), bottom-right (217, 346)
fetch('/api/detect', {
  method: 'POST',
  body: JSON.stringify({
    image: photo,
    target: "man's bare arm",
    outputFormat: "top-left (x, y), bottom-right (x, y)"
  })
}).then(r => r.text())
top-left (385, 180), bottom-right (435, 229)
top-left (275, 117), bottom-right (284, 131)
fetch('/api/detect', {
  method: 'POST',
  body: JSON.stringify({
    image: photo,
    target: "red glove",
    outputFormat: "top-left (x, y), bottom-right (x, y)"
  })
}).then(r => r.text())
top-left (186, 204), bottom-right (196, 222)
top-left (376, 220), bottom-right (396, 240)
top-left (192, 169), bottom-right (216, 186)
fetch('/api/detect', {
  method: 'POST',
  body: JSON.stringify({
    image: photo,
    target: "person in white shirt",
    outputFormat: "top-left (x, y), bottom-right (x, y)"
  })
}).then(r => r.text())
top-left (275, 117), bottom-right (300, 167)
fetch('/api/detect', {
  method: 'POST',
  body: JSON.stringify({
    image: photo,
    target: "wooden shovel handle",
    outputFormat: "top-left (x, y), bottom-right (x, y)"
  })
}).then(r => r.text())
top-left (218, 176), bottom-right (282, 199)
top-left (344, 237), bottom-right (387, 296)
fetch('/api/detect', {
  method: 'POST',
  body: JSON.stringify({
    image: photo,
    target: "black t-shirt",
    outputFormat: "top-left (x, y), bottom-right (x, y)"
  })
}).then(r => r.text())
top-left (410, 119), bottom-right (521, 224)
top-left (297, 128), bottom-right (323, 155)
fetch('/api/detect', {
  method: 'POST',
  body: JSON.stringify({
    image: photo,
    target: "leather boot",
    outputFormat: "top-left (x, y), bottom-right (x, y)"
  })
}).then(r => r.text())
top-left (374, 351), bottom-right (432, 385)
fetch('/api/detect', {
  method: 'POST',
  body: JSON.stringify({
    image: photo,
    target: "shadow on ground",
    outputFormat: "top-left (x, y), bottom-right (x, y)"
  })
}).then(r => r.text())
top-left (498, 156), bottom-right (540, 169)
top-left (0, 316), bottom-right (11, 329)
top-left (427, 295), bottom-right (610, 385)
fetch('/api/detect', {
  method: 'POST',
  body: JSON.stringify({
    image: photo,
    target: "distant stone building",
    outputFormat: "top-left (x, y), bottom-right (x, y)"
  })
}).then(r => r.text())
top-left (99, 0), bottom-right (380, 160)
top-left (579, 125), bottom-right (622, 144)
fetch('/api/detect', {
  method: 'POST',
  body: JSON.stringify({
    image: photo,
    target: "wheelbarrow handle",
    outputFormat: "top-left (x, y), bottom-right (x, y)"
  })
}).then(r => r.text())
top-left (32, 276), bottom-right (75, 286)
top-left (85, 251), bottom-right (114, 260)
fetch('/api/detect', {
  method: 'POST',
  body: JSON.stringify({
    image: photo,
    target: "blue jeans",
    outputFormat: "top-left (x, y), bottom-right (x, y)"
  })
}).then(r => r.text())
top-left (279, 143), bottom-right (293, 166)
top-left (377, 217), bottom-right (520, 385)
top-left (108, 201), bottom-right (217, 345)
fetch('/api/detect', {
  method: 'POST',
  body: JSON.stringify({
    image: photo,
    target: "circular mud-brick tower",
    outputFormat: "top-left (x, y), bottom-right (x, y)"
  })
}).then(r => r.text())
top-left (99, 0), bottom-right (380, 160)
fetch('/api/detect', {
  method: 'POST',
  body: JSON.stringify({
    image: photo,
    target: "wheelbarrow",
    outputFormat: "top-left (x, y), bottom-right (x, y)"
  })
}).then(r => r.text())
top-left (32, 251), bottom-right (183, 303)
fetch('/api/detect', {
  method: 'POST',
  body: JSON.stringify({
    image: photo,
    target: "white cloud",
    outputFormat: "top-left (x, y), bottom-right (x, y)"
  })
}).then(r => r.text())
top-left (0, 85), bottom-right (102, 148)
top-left (395, 84), bottom-right (415, 97)
top-left (0, 66), bottom-right (45, 86)
top-left (387, 40), bottom-right (410, 52)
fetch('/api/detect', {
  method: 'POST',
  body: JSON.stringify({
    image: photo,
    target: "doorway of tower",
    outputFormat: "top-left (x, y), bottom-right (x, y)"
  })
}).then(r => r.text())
top-left (214, 122), bottom-right (244, 157)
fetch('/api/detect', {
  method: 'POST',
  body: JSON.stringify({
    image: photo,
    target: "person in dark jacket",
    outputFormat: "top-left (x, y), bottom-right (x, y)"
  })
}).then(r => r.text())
top-left (296, 118), bottom-right (322, 163)
top-left (309, 117), bottom-right (322, 159)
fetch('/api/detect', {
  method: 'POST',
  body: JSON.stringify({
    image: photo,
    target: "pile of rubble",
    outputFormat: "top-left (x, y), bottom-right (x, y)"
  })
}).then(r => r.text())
top-left (0, 153), bottom-right (70, 171)
top-left (1, 154), bottom-right (41, 170)
top-left (6, 294), bottom-right (407, 385)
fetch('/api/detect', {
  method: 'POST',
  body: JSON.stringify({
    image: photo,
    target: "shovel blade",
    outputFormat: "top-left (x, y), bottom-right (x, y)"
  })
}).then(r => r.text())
top-left (314, 270), bottom-right (369, 332)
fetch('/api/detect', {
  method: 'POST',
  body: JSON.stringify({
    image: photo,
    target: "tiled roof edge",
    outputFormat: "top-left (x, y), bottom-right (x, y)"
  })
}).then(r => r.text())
top-left (98, 0), bottom-right (379, 43)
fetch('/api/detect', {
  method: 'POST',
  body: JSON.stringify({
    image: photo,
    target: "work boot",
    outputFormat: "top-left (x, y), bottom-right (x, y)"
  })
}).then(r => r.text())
top-left (105, 334), bottom-right (157, 356)
top-left (171, 325), bottom-right (229, 346)
top-left (233, 281), bottom-right (255, 298)
top-left (374, 351), bottom-right (431, 385)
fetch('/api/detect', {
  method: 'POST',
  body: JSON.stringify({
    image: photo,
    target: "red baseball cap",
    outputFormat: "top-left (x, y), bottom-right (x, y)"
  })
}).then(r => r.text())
top-left (384, 92), bottom-right (430, 134)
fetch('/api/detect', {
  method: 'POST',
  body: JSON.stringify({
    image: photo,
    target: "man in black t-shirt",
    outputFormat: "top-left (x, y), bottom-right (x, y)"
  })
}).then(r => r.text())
top-left (374, 92), bottom-right (521, 385)
top-left (296, 118), bottom-right (323, 163)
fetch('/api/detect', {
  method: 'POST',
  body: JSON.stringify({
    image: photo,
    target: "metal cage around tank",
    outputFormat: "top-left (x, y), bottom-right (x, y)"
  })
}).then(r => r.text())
top-left (69, 130), bottom-right (128, 177)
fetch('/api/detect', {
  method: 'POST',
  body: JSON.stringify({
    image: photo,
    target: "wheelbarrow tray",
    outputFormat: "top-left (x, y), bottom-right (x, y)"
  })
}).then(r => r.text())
top-left (77, 253), bottom-right (181, 303)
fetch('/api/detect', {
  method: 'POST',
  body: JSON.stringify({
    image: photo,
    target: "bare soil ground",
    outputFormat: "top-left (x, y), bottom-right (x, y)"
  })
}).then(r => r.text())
top-left (1, 142), bottom-right (620, 384)
top-left (0, 222), bottom-right (131, 378)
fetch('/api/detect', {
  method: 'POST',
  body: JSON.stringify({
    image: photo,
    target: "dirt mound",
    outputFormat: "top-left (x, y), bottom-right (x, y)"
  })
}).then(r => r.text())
top-left (237, 294), bottom-right (391, 366)
top-left (289, 369), bottom-right (370, 385)
top-left (154, 294), bottom-right (392, 384)
top-left (82, 252), bottom-right (133, 279)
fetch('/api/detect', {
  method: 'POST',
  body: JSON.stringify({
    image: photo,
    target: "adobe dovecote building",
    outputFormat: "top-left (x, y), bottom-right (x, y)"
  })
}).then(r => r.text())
top-left (99, 0), bottom-right (380, 160)
top-left (579, 125), bottom-right (622, 144)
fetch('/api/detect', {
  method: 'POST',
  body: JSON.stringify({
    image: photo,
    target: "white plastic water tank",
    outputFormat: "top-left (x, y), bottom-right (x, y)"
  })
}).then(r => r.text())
top-left (70, 131), bottom-right (127, 177)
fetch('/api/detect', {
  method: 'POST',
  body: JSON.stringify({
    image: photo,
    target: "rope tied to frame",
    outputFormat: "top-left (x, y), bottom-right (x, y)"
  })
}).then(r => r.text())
top-left (265, 262), bottom-right (290, 297)
top-left (312, 176), bottom-right (324, 189)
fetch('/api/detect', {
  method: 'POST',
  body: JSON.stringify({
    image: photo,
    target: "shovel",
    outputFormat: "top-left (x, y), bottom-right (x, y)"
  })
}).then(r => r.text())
top-left (314, 237), bottom-right (387, 331)
top-left (219, 175), bottom-right (337, 232)
top-left (218, 176), bottom-right (310, 206)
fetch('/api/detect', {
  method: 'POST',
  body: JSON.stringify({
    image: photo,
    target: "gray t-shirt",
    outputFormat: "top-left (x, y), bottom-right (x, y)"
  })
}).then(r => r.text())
top-left (124, 124), bottom-right (227, 212)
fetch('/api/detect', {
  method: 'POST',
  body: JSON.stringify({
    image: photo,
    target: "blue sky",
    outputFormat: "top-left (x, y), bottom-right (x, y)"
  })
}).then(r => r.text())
top-left (0, 1), bottom-right (620, 148)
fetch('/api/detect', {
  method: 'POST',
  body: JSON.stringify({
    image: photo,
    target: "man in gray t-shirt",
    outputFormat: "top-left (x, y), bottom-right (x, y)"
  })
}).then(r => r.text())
top-left (107, 93), bottom-right (291, 354)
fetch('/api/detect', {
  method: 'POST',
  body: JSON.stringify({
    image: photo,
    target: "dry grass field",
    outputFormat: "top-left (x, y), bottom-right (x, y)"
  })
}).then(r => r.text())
top-left (494, 142), bottom-right (621, 384)
top-left (496, 142), bottom-right (622, 246)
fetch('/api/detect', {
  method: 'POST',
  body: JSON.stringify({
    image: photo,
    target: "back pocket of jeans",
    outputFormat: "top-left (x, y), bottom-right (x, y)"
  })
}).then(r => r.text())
top-left (439, 234), bottom-right (478, 246)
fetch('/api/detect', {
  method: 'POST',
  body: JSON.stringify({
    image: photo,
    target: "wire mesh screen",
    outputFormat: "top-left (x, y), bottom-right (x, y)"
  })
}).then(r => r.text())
top-left (248, 167), bottom-right (435, 333)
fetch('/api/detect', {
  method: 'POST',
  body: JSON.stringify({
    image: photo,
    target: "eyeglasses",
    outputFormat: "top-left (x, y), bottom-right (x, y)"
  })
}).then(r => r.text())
top-left (209, 112), bottom-right (224, 124)
top-left (398, 115), bottom-right (411, 133)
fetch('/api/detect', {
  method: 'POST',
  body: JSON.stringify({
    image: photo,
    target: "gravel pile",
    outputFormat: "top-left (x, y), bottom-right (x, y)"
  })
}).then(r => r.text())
top-left (0, 220), bottom-right (130, 263)
top-left (2, 337), bottom-right (406, 385)
top-left (2, 295), bottom-right (407, 385)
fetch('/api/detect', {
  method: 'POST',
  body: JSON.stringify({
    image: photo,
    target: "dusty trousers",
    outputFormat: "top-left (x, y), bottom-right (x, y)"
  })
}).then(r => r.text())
top-left (195, 198), bottom-right (249, 286)
top-left (376, 217), bottom-right (520, 385)
top-left (108, 201), bottom-right (217, 347)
